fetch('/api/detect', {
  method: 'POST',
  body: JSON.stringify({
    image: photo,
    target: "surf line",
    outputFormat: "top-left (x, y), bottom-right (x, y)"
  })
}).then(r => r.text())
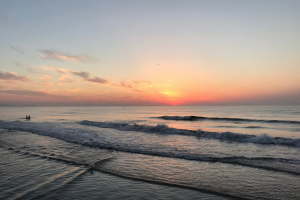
top-left (159, 115), bottom-right (300, 125)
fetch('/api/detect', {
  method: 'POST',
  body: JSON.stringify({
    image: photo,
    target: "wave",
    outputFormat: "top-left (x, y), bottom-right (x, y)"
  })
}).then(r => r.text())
top-left (2, 120), bottom-right (300, 177)
top-left (79, 120), bottom-right (300, 147)
top-left (2, 144), bottom-right (300, 177)
top-left (246, 126), bottom-right (264, 129)
top-left (1, 120), bottom-right (300, 148)
top-left (79, 120), bottom-right (195, 135)
top-left (215, 125), bottom-right (265, 129)
top-left (159, 115), bottom-right (300, 125)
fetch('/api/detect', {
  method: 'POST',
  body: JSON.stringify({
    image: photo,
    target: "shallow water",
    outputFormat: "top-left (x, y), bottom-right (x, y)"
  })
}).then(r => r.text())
top-left (1, 106), bottom-right (300, 199)
top-left (0, 132), bottom-right (230, 200)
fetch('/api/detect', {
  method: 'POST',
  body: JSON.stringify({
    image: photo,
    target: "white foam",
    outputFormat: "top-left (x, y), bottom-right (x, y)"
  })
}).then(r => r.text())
top-left (0, 120), bottom-right (101, 147)
top-left (1, 119), bottom-right (300, 176)
top-left (197, 131), bottom-right (300, 146)
top-left (79, 120), bottom-right (300, 147)
top-left (1, 120), bottom-right (300, 148)
top-left (79, 120), bottom-right (194, 136)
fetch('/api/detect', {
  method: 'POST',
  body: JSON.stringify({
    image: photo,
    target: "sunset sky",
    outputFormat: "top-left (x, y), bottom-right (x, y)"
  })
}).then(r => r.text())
top-left (1, 0), bottom-right (299, 106)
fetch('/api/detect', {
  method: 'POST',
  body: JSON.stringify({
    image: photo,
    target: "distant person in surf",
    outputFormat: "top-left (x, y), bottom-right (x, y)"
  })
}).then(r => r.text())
top-left (28, 115), bottom-right (31, 120)
top-left (26, 115), bottom-right (28, 120)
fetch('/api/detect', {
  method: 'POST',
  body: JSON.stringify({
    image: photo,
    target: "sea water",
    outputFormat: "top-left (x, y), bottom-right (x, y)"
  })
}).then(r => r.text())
top-left (1, 106), bottom-right (300, 200)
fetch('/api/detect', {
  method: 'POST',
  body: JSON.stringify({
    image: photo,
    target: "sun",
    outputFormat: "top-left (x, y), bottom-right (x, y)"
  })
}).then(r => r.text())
top-left (159, 91), bottom-right (179, 97)
top-left (159, 91), bottom-right (183, 105)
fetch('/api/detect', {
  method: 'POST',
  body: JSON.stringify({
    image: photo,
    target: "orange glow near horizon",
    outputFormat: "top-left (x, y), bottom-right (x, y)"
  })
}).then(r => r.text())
top-left (1, 1), bottom-right (300, 106)
top-left (1, 60), bottom-right (300, 106)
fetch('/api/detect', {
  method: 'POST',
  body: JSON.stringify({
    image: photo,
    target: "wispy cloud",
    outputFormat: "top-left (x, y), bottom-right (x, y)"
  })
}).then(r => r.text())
top-left (58, 75), bottom-right (74, 83)
top-left (118, 81), bottom-right (143, 92)
top-left (10, 45), bottom-right (25, 55)
top-left (39, 49), bottom-right (99, 62)
top-left (71, 71), bottom-right (89, 79)
top-left (41, 83), bottom-right (53, 87)
top-left (40, 75), bottom-right (51, 82)
top-left (0, 70), bottom-right (29, 82)
top-left (120, 81), bottom-right (133, 88)
top-left (12, 61), bottom-right (26, 68)
top-left (44, 66), bottom-right (145, 92)
top-left (27, 67), bottom-right (47, 75)
top-left (83, 77), bottom-right (143, 92)
top-left (133, 80), bottom-right (152, 85)
top-left (12, 64), bottom-right (50, 76)
top-left (133, 80), bottom-right (155, 88)
top-left (84, 77), bottom-right (109, 84)
top-left (0, 89), bottom-right (63, 97)
top-left (43, 66), bottom-right (69, 74)
top-left (44, 66), bottom-right (108, 85)
top-left (132, 89), bottom-right (143, 93)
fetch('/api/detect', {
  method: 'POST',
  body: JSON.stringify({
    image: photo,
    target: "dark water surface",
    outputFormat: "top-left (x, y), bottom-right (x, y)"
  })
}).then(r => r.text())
top-left (1, 106), bottom-right (300, 199)
top-left (0, 131), bottom-right (229, 200)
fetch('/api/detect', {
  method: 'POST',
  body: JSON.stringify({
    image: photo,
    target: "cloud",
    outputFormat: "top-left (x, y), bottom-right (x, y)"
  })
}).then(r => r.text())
top-left (43, 66), bottom-right (69, 74)
top-left (27, 67), bottom-right (48, 75)
top-left (13, 64), bottom-right (53, 76)
top-left (44, 66), bottom-right (90, 79)
top-left (132, 89), bottom-right (143, 93)
top-left (58, 75), bottom-right (74, 83)
top-left (41, 83), bottom-right (53, 87)
top-left (71, 71), bottom-right (90, 79)
top-left (44, 66), bottom-right (107, 84)
top-left (119, 81), bottom-right (144, 92)
top-left (112, 81), bottom-right (142, 92)
top-left (0, 89), bottom-right (64, 97)
top-left (133, 80), bottom-right (154, 88)
top-left (133, 80), bottom-right (152, 85)
top-left (39, 49), bottom-right (99, 62)
top-left (13, 61), bottom-right (26, 68)
top-left (11, 45), bottom-right (25, 55)
top-left (43, 66), bottom-right (143, 92)
top-left (120, 81), bottom-right (133, 88)
top-left (0, 70), bottom-right (29, 82)
top-left (84, 77), bottom-right (109, 84)
top-left (40, 75), bottom-right (51, 82)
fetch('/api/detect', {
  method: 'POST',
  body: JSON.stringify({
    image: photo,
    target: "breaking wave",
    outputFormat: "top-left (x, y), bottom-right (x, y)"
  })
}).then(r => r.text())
top-left (159, 115), bottom-right (300, 125)
top-left (1, 120), bottom-right (300, 149)
top-left (79, 120), bottom-right (300, 147)
top-left (1, 120), bottom-right (300, 175)
top-left (79, 120), bottom-right (194, 135)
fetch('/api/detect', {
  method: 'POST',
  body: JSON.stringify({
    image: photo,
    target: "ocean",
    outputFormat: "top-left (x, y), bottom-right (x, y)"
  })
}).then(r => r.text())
top-left (1, 106), bottom-right (300, 200)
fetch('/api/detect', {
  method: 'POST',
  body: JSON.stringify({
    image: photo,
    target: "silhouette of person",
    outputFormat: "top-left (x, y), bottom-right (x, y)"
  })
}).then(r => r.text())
top-left (28, 115), bottom-right (31, 120)
top-left (26, 115), bottom-right (28, 120)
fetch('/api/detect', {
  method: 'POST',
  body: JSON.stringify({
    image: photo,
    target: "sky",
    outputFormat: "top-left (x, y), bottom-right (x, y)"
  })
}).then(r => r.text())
top-left (0, 0), bottom-right (299, 106)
